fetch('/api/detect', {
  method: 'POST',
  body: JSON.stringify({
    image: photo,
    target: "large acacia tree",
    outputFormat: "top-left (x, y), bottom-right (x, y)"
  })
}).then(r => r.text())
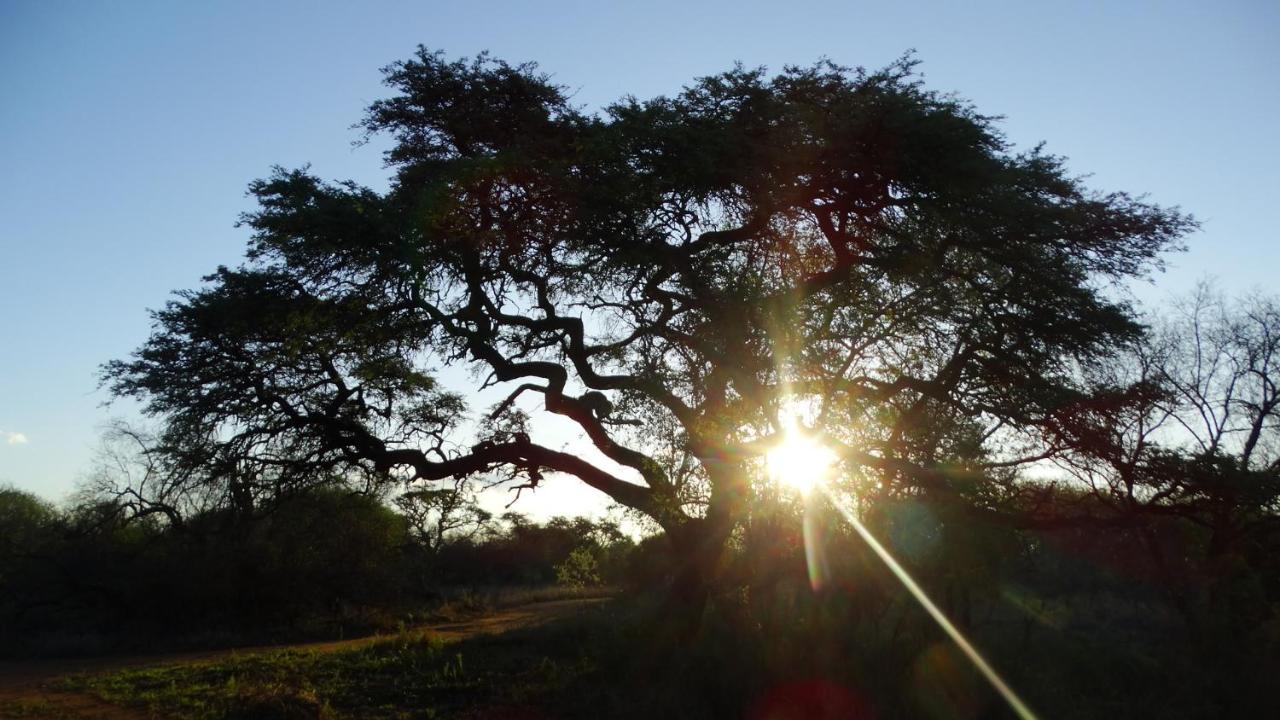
top-left (105, 50), bottom-right (1191, 607)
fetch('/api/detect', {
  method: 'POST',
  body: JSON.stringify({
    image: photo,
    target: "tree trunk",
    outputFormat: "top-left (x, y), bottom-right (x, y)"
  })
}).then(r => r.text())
top-left (660, 517), bottom-right (733, 638)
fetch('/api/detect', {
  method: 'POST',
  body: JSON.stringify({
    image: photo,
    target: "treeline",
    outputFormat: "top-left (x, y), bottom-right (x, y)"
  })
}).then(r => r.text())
top-left (0, 484), bottom-right (645, 657)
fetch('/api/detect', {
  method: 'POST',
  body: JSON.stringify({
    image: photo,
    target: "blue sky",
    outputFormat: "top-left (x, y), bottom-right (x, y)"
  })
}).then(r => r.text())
top-left (1, 0), bottom-right (1277, 508)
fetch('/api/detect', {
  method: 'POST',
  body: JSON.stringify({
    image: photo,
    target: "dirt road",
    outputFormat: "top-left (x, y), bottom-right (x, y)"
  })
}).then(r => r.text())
top-left (0, 597), bottom-right (606, 718)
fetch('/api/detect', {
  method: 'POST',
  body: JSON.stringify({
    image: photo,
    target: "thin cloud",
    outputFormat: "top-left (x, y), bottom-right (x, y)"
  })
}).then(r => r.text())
top-left (3, 431), bottom-right (28, 446)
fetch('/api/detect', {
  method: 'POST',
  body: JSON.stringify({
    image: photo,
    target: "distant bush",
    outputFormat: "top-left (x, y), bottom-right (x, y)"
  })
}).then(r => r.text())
top-left (555, 547), bottom-right (602, 588)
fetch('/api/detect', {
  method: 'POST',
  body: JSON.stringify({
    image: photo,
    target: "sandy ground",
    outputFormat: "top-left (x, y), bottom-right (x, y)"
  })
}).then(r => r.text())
top-left (0, 597), bottom-right (606, 718)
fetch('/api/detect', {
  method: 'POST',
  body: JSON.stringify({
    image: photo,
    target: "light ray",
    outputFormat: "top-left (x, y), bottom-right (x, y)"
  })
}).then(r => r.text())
top-left (763, 428), bottom-right (1035, 719)
top-left (818, 486), bottom-right (1040, 720)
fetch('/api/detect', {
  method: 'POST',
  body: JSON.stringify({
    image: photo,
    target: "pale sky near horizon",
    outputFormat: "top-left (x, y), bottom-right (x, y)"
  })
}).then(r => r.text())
top-left (1, 1), bottom-right (1277, 517)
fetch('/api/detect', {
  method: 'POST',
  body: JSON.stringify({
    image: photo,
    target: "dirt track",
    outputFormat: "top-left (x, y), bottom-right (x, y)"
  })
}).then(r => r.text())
top-left (0, 598), bottom-right (606, 718)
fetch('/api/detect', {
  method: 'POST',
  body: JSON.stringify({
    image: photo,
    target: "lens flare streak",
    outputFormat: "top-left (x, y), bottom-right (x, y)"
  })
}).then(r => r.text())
top-left (820, 488), bottom-right (1039, 720)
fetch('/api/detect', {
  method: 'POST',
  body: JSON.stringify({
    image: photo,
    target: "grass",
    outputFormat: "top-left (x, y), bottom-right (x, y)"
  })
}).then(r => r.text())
top-left (10, 583), bottom-right (1256, 720)
top-left (34, 603), bottom-right (612, 720)
top-left (0, 592), bottom-right (1038, 720)
top-left (0, 701), bottom-right (60, 719)
top-left (2, 584), bottom-right (618, 662)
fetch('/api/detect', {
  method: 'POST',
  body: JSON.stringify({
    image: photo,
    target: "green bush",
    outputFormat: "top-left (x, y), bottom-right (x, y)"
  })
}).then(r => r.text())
top-left (555, 548), bottom-right (602, 588)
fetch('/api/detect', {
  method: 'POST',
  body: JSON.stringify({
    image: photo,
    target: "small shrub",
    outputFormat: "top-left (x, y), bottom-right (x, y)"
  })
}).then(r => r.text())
top-left (221, 686), bottom-right (329, 720)
top-left (554, 548), bottom-right (601, 589)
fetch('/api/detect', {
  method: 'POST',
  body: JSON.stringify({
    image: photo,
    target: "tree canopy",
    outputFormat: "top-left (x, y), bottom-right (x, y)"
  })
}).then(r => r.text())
top-left (104, 50), bottom-right (1193, 600)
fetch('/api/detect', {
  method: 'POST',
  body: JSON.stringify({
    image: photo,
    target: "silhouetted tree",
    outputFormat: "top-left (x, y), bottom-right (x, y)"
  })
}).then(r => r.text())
top-left (81, 422), bottom-right (206, 529)
top-left (1050, 287), bottom-right (1279, 619)
top-left (104, 49), bottom-right (1192, 616)
top-left (395, 480), bottom-right (493, 553)
top-left (1049, 285), bottom-right (1280, 548)
top-left (0, 487), bottom-right (63, 638)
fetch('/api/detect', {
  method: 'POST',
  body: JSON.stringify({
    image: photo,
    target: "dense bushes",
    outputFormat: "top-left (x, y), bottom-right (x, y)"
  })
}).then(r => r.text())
top-left (554, 494), bottom-right (1280, 719)
top-left (0, 485), bottom-right (635, 656)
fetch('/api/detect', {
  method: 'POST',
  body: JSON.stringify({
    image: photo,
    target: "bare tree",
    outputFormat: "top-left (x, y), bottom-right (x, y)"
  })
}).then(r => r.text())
top-left (1049, 284), bottom-right (1280, 554)
top-left (80, 421), bottom-right (204, 528)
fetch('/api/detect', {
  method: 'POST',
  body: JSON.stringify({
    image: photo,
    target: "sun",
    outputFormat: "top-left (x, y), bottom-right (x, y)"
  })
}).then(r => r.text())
top-left (765, 431), bottom-right (839, 495)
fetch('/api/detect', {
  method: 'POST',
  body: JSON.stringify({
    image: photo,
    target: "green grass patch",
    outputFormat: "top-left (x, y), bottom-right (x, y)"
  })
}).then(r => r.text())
top-left (0, 700), bottom-right (60, 719)
top-left (50, 605), bottom-right (611, 720)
